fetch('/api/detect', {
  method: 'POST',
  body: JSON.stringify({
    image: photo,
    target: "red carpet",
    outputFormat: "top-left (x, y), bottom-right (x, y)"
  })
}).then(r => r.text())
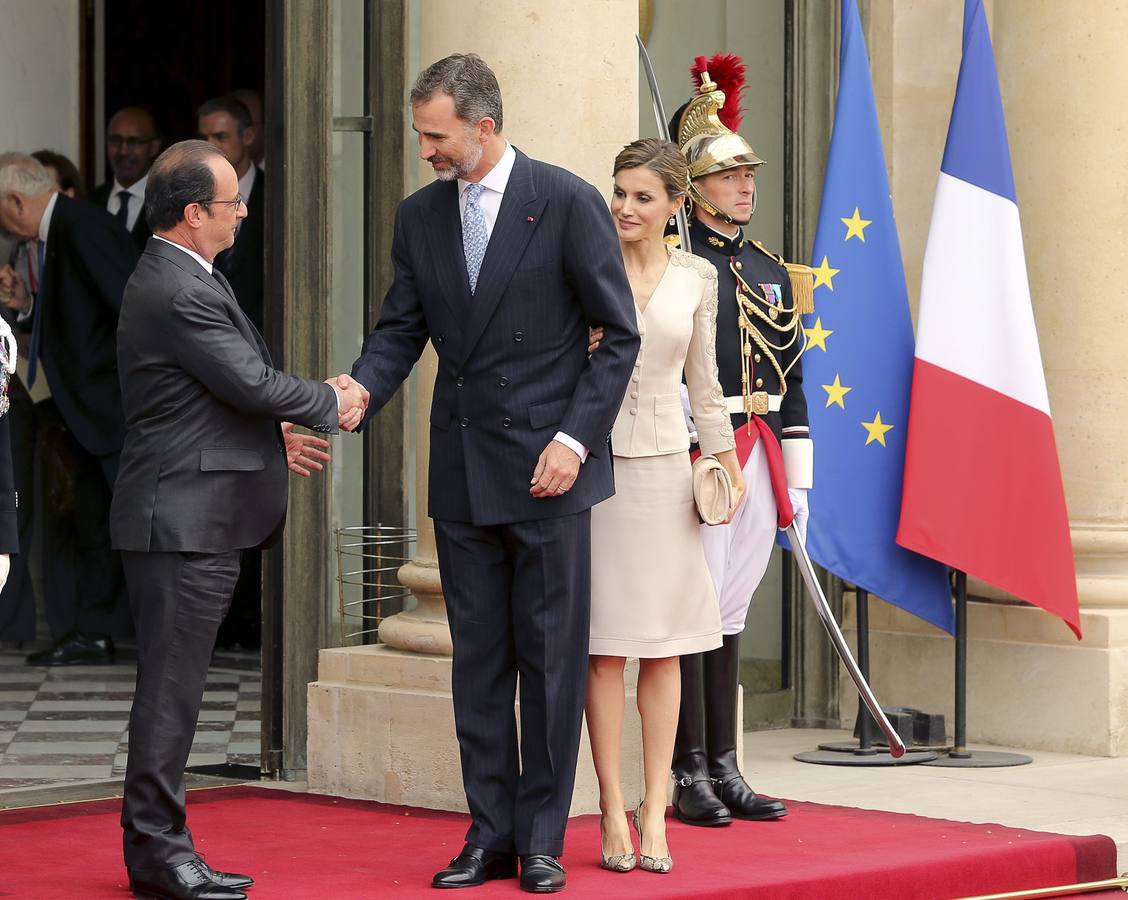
top-left (1, 786), bottom-right (1116, 899)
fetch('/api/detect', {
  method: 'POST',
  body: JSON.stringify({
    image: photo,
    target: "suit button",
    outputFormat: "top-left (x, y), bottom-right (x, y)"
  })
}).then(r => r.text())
top-left (499, 376), bottom-right (509, 387)
top-left (437, 335), bottom-right (446, 344)
top-left (514, 332), bottom-right (524, 342)
top-left (460, 417), bottom-right (470, 427)
top-left (630, 391), bottom-right (638, 399)
top-left (629, 408), bottom-right (637, 416)
top-left (502, 417), bottom-right (512, 427)
top-left (456, 376), bottom-right (464, 387)
top-left (755, 377), bottom-right (764, 388)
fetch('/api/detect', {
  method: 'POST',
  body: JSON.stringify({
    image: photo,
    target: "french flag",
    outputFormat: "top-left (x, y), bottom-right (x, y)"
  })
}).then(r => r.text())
top-left (897, 0), bottom-right (1080, 637)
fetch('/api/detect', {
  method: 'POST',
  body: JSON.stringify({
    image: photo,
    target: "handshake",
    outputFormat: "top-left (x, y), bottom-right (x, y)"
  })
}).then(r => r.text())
top-left (326, 373), bottom-right (370, 431)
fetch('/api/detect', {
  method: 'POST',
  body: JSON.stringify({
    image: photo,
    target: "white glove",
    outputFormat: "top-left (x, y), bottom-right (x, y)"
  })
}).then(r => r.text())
top-left (680, 383), bottom-right (698, 443)
top-left (788, 488), bottom-right (809, 545)
top-left (0, 554), bottom-right (10, 592)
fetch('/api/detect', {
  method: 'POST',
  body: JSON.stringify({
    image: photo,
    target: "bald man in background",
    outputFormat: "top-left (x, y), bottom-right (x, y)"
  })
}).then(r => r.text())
top-left (90, 107), bottom-right (162, 252)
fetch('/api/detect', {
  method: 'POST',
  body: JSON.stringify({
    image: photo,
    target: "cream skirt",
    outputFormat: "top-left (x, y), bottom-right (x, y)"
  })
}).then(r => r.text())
top-left (589, 453), bottom-right (723, 658)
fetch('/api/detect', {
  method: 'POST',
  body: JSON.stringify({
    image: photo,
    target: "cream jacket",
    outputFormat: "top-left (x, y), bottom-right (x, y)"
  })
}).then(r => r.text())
top-left (611, 248), bottom-right (735, 459)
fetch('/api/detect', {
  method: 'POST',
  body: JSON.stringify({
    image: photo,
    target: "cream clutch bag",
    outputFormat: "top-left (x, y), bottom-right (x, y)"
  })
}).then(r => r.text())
top-left (692, 456), bottom-right (733, 526)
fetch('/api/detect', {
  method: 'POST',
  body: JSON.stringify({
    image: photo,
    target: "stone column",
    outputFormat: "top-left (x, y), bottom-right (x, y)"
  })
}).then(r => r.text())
top-left (993, 0), bottom-right (1128, 611)
top-left (308, 0), bottom-right (641, 808)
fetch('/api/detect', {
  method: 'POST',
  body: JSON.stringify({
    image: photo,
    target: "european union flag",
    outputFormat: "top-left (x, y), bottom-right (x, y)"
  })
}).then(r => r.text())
top-left (801, 0), bottom-right (953, 633)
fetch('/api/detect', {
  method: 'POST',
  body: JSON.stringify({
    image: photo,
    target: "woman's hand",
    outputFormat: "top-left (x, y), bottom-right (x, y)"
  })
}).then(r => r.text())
top-left (714, 448), bottom-right (745, 523)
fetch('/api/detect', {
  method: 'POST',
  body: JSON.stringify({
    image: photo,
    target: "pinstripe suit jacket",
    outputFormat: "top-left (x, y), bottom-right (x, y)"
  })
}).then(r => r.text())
top-left (352, 149), bottom-right (640, 526)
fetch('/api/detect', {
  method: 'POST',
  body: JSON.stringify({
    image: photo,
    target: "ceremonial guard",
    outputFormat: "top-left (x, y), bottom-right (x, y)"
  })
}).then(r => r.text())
top-left (668, 55), bottom-right (814, 826)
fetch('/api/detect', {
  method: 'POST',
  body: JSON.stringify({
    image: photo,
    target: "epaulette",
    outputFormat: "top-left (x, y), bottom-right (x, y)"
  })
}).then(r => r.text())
top-left (750, 240), bottom-right (814, 315)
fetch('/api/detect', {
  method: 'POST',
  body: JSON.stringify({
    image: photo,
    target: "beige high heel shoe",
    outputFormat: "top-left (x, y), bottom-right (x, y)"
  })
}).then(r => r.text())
top-left (633, 801), bottom-right (673, 874)
top-left (599, 813), bottom-right (637, 872)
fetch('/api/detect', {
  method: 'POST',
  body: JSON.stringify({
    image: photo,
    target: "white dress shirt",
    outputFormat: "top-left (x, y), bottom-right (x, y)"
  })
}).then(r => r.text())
top-left (457, 143), bottom-right (588, 463)
top-left (17, 192), bottom-right (60, 323)
top-left (107, 175), bottom-right (148, 233)
top-left (153, 235), bottom-right (213, 274)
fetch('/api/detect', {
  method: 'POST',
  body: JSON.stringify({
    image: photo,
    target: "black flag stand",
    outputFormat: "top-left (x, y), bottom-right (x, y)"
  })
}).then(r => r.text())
top-left (923, 570), bottom-right (1032, 768)
top-left (795, 587), bottom-right (937, 766)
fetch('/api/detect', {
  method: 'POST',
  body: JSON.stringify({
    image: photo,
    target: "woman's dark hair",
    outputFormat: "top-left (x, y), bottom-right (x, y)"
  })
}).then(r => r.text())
top-left (144, 140), bottom-right (224, 231)
top-left (30, 149), bottom-right (85, 199)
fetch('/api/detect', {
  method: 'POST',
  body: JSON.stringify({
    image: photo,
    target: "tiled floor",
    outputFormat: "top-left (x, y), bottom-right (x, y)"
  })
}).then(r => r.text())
top-left (0, 647), bottom-right (261, 793)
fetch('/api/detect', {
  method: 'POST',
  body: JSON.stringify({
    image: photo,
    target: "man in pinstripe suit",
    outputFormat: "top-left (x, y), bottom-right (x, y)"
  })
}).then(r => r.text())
top-left (349, 55), bottom-right (638, 892)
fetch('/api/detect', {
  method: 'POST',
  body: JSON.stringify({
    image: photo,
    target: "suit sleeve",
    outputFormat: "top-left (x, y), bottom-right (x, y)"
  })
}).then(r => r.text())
top-left (684, 267), bottom-right (735, 458)
top-left (778, 271), bottom-right (813, 489)
top-left (169, 285), bottom-right (339, 432)
top-left (350, 205), bottom-right (430, 425)
top-left (558, 182), bottom-right (640, 458)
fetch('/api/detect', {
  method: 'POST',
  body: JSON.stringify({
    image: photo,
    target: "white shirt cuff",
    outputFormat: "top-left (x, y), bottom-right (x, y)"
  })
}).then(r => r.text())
top-left (16, 300), bottom-right (33, 323)
top-left (553, 431), bottom-right (588, 463)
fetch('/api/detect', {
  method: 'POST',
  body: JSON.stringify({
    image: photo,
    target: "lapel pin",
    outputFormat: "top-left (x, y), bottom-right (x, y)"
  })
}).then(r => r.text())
top-left (526, 216), bottom-right (535, 222)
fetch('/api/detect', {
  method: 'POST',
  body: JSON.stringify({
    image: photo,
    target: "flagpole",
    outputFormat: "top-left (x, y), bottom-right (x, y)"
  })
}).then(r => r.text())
top-left (795, 586), bottom-right (937, 767)
top-left (924, 570), bottom-right (1032, 768)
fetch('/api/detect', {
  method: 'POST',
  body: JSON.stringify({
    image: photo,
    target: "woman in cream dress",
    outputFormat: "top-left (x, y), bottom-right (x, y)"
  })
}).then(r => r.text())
top-left (587, 139), bottom-right (744, 875)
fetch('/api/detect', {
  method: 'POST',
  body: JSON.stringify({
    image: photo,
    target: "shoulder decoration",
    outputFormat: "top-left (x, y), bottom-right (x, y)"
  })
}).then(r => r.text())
top-left (669, 247), bottom-right (718, 281)
top-left (750, 240), bottom-right (815, 316)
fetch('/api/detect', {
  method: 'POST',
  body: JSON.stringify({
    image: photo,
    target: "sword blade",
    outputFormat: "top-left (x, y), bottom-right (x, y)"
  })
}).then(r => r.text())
top-left (786, 523), bottom-right (907, 758)
top-left (636, 35), bottom-right (692, 253)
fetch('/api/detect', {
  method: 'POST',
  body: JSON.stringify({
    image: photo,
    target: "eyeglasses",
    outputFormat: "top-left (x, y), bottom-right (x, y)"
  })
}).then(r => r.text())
top-left (106, 135), bottom-right (157, 149)
top-left (200, 194), bottom-right (244, 214)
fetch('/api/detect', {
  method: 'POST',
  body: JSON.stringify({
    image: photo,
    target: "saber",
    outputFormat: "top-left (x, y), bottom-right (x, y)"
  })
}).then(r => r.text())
top-left (786, 522), bottom-right (907, 758)
top-left (636, 35), bottom-right (693, 252)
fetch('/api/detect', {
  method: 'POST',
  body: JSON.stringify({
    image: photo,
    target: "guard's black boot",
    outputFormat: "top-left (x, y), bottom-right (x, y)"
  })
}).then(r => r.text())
top-left (704, 634), bottom-right (788, 820)
top-left (671, 651), bottom-right (732, 827)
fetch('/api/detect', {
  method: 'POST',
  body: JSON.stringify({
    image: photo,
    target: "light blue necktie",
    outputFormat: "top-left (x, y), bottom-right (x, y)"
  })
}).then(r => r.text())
top-left (462, 183), bottom-right (488, 294)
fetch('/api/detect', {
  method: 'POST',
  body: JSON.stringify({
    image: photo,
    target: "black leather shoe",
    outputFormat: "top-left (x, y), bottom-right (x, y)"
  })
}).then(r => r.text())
top-left (128, 859), bottom-right (246, 899)
top-left (519, 856), bottom-right (565, 893)
top-left (672, 774), bottom-right (732, 826)
top-left (432, 844), bottom-right (517, 888)
top-left (26, 632), bottom-right (115, 666)
top-left (713, 774), bottom-right (788, 820)
top-left (197, 857), bottom-right (254, 889)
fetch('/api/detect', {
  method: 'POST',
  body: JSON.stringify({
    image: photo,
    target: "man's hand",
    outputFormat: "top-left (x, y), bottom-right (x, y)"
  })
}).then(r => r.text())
top-left (281, 422), bottom-right (331, 477)
top-left (0, 265), bottom-right (30, 313)
top-left (327, 373), bottom-right (369, 431)
top-left (587, 325), bottom-right (604, 356)
top-left (530, 439), bottom-right (581, 498)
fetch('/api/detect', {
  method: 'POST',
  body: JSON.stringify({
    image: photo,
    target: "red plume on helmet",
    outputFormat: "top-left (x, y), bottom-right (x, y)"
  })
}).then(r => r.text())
top-left (690, 53), bottom-right (747, 132)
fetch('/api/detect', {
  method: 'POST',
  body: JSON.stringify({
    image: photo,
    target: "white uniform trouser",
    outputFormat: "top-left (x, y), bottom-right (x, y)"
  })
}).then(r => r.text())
top-left (699, 440), bottom-right (777, 636)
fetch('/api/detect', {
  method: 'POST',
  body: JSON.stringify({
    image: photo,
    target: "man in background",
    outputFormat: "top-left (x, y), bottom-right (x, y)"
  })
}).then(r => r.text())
top-left (90, 107), bottom-right (161, 253)
top-left (230, 88), bottom-right (265, 169)
top-left (0, 153), bottom-right (136, 665)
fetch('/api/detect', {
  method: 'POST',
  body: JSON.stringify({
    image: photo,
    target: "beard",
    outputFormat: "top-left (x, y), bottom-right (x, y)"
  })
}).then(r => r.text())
top-left (430, 135), bottom-right (484, 182)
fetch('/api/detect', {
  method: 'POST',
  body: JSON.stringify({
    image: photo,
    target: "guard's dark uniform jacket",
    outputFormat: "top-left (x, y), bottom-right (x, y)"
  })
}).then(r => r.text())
top-left (686, 217), bottom-right (812, 486)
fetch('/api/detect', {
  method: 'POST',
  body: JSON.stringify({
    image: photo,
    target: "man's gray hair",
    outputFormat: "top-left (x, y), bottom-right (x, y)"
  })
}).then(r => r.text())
top-left (410, 53), bottom-right (503, 133)
top-left (0, 153), bottom-right (55, 196)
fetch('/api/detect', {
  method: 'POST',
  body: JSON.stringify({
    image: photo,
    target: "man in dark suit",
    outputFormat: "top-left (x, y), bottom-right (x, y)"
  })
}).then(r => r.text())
top-left (350, 54), bottom-right (639, 894)
top-left (198, 95), bottom-right (267, 651)
top-left (111, 140), bottom-right (364, 900)
top-left (0, 152), bottom-right (136, 665)
top-left (90, 107), bottom-right (162, 253)
top-left (198, 96), bottom-right (264, 332)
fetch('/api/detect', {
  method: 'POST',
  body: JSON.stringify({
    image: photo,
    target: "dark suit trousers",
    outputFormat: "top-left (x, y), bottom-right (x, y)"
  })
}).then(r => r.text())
top-left (434, 511), bottom-right (591, 857)
top-left (120, 549), bottom-right (240, 870)
top-left (42, 412), bottom-right (129, 639)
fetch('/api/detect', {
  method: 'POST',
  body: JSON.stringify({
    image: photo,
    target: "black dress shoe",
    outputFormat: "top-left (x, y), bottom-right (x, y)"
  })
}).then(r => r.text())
top-left (197, 856), bottom-right (254, 889)
top-left (432, 844), bottom-right (517, 889)
top-left (129, 859), bottom-right (246, 900)
top-left (672, 774), bottom-right (732, 827)
top-left (713, 774), bottom-right (788, 820)
top-left (26, 632), bottom-right (115, 666)
top-left (519, 855), bottom-right (565, 893)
